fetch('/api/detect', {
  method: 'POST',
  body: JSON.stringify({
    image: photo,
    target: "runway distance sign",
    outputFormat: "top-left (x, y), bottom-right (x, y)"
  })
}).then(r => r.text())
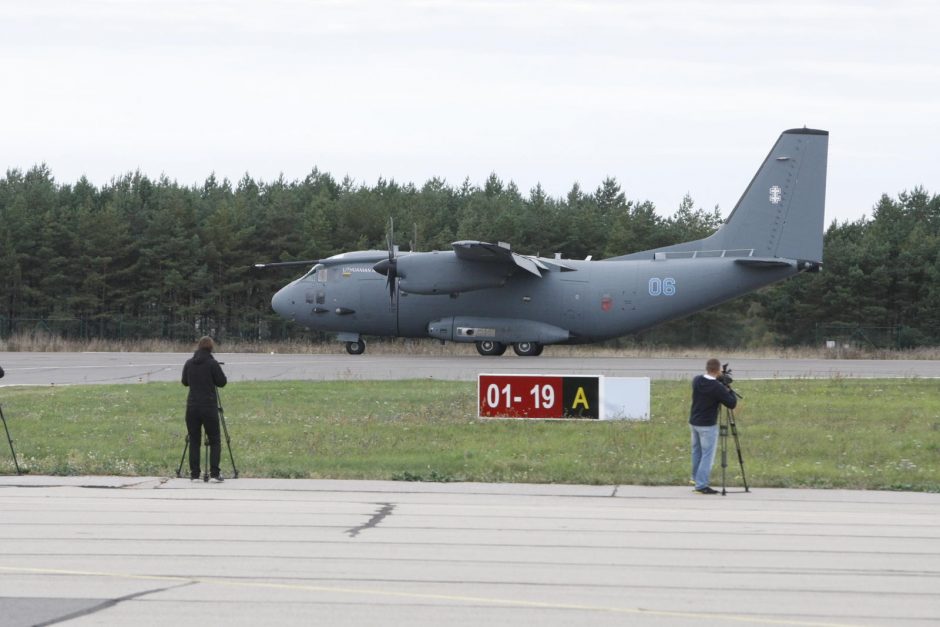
top-left (478, 374), bottom-right (650, 420)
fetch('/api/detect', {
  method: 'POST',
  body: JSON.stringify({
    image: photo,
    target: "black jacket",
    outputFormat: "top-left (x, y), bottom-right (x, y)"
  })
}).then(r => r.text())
top-left (688, 375), bottom-right (737, 427)
top-left (0, 365), bottom-right (4, 379)
top-left (181, 349), bottom-right (227, 408)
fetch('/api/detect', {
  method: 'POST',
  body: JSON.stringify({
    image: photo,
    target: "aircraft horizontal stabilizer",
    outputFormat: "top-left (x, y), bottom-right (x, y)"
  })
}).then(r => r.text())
top-left (734, 258), bottom-right (794, 269)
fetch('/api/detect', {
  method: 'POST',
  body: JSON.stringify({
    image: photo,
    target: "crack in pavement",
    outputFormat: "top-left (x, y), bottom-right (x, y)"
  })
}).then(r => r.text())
top-left (33, 580), bottom-right (195, 626)
top-left (346, 502), bottom-right (395, 538)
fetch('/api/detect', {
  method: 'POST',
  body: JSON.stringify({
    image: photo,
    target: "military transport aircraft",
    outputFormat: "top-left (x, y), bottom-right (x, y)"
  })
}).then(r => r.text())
top-left (257, 128), bottom-right (828, 356)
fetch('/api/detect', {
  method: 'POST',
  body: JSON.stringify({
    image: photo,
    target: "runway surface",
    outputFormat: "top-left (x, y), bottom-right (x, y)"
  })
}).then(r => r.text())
top-left (2, 351), bottom-right (940, 385)
top-left (0, 477), bottom-right (937, 626)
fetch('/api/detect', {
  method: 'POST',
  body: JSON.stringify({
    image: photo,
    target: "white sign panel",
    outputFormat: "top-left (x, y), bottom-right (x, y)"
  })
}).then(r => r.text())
top-left (601, 377), bottom-right (651, 421)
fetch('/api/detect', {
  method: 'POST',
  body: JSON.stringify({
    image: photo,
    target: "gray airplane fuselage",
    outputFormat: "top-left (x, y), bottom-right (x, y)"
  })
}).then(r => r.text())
top-left (272, 251), bottom-right (798, 343)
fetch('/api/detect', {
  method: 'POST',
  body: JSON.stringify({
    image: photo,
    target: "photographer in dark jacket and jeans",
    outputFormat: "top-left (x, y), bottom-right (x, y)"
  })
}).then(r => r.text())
top-left (689, 358), bottom-right (737, 494)
top-left (181, 336), bottom-right (227, 481)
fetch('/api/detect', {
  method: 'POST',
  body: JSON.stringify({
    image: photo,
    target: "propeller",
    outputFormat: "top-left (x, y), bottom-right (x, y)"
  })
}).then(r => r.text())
top-left (372, 217), bottom-right (398, 302)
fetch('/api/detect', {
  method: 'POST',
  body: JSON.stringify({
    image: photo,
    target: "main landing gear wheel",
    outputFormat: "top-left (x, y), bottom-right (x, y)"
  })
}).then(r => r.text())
top-left (512, 341), bottom-right (543, 357)
top-left (475, 340), bottom-right (507, 356)
top-left (345, 339), bottom-right (366, 355)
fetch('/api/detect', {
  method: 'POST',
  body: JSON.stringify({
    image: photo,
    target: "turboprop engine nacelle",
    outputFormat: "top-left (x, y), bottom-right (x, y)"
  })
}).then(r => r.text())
top-left (397, 255), bottom-right (511, 295)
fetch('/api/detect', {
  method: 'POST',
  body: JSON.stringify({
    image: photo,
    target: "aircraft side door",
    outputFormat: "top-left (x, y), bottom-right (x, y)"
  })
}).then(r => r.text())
top-left (356, 277), bottom-right (398, 336)
top-left (560, 278), bottom-right (588, 332)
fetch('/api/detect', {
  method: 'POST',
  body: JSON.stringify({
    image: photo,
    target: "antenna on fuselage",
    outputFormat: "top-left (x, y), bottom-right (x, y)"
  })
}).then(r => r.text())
top-left (253, 259), bottom-right (322, 270)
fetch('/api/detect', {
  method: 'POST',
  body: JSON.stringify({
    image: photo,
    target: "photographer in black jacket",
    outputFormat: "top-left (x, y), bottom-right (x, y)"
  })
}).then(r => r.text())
top-left (689, 358), bottom-right (737, 494)
top-left (181, 336), bottom-right (227, 481)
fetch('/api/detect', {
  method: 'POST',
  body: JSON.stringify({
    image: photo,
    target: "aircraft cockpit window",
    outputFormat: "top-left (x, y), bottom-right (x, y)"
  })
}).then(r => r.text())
top-left (301, 264), bottom-right (326, 282)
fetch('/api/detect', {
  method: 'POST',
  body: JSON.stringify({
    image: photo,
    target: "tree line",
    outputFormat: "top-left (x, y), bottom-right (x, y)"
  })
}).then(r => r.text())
top-left (0, 164), bottom-right (936, 348)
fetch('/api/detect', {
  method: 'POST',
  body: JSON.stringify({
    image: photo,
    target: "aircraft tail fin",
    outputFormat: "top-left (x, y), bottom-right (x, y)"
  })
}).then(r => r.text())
top-left (611, 128), bottom-right (828, 263)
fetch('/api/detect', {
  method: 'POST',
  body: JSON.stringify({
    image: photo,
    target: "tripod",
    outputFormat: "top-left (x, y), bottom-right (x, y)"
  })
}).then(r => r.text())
top-left (176, 390), bottom-right (239, 481)
top-left (1, 403), bottom-right (22, 475)
top-left (719, 405), bottom-right (749, 495)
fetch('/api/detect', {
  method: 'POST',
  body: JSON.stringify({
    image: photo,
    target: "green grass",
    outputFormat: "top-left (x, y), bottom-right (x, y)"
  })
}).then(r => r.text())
top-left (1, 379), bottom-right (938, 491)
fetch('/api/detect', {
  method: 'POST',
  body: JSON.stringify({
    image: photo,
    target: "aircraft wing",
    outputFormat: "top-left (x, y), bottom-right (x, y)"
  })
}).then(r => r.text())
top-left (390, 241), bottom-right (575, 294)
top-left (452, 241), bottom-right (550, 277)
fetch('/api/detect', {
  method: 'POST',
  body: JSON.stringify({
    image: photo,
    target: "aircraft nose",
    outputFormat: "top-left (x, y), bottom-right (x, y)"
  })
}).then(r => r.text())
top-left (271, 285), bottom-right (294, 319)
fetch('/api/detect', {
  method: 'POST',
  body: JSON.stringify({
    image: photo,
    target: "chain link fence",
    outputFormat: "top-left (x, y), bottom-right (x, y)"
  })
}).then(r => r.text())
top-left (0, 314), bottom-right (301, 343)
top-left (815, 324), bottom-right (905, 350)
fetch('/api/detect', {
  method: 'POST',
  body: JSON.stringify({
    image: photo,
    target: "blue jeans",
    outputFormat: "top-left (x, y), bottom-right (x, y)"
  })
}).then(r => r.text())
top-left (690, 424), bottom-right (719, 489)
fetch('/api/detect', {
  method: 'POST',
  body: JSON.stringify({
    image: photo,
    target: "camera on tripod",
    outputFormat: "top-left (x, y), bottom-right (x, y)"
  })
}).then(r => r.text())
top-left (714, 362), bottom-right (748, 494)
top-left (717, 363), bottom-right (742, 399)
top-left (717, 363), bottom-right (733, 385)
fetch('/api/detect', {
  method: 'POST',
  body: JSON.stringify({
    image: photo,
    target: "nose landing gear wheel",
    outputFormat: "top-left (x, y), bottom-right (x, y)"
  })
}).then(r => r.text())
top-left (475, 340), bottom-right (507, 356)
top-left (512, 341), bottom-right (543, 357)
top-left (345, 340), bottom-right (366, 355)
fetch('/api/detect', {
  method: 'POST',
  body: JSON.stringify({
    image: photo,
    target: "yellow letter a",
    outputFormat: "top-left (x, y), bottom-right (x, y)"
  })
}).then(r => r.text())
top-left (573, 387), bottom-right (589, 409)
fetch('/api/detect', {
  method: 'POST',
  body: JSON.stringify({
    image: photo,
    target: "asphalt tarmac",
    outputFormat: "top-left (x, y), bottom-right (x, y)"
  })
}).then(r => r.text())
top-left (1, 477), bottom-right (938, 627)
top-left (2, 351), bottom-right (940, 386)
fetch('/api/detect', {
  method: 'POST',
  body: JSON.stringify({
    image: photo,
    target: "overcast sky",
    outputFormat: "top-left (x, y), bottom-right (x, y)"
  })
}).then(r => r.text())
top-left (1, 0), bottom-right (937, 224)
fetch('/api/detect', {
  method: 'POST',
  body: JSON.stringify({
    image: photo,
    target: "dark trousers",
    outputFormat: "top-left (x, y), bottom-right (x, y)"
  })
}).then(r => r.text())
top-left (186, 406), bottom-right (221, 477)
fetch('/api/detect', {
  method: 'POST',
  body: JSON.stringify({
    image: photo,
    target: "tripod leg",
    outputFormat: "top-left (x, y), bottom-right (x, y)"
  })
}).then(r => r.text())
top-left (218, 409), bottom-right (238, 479)
top-left (719, 413), bottom-right (728, 496)
top-left (176, 434), bottom-right (189, 478)
top-left (729, 417), bottom-right (750, 492)
top-left (0, 404), bottom-right (22, 475)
